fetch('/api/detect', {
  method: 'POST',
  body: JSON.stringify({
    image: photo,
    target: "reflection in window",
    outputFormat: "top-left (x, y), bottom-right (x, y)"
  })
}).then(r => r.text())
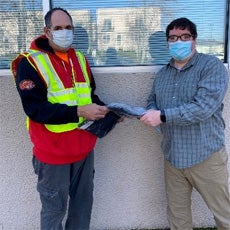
top-left (116, 34), bottom-right (122, 46)
top-left (148, 31), bottom-right (170, 65)
top-left (102, 19), bottom-right (112, 32)
top-left (0, 0), bottom-right (43, 69)
top-left (102, 35), bottom-right (110, 44)
top-left (52, 0), bottom-right (227, 66)
top-left (0, 0), bottom-right (228, 68)
top-left (105, 47), bottom-right (122, 66)
top-left (73, 26), bottom-right (95, 66)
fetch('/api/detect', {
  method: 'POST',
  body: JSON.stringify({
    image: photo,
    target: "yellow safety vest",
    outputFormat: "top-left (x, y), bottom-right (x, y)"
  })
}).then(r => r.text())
top-left (24, 49), bottom-right (92, 133)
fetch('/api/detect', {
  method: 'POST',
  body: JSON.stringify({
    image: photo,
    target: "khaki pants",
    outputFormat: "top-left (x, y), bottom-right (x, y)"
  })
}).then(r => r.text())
top-left (164, 148), bottom-right (230, 230)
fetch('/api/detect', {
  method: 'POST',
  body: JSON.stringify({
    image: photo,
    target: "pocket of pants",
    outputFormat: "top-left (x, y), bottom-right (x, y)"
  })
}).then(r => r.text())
top-left (202, 148), bottom-right (229, 182)
top-left (218, 148), bottom-right (228, 165)
top-left (37, 184), bottom-right (64, 212)
top-left (212, 147), bottom-right (228, 166)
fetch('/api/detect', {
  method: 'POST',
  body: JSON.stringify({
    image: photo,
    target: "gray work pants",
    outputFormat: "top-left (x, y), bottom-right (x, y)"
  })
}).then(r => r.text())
top-left (32, 151), bottom-right (94, 230)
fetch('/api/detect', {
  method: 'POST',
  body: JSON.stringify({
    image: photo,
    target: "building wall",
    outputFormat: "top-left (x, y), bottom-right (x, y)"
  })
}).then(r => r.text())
top-left (0, 68), bottom-right (229, 230)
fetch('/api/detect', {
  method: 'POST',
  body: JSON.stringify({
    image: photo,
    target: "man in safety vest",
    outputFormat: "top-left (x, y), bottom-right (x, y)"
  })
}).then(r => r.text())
top-left (11, 7), bottom-right (116, 230)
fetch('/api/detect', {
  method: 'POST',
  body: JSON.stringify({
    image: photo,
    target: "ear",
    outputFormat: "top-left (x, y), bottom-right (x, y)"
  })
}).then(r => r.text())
top-left (192, 38), bottom-right (196, 50)
top-left (44, 26), bottom-right (52, 39)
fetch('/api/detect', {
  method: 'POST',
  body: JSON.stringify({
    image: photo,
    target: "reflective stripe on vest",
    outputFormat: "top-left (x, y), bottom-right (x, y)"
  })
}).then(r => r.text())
top-left (26, 49), bottom-right (92, 133)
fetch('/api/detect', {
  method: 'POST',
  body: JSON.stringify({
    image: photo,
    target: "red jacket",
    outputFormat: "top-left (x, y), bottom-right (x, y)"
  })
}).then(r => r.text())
top-left (12, 35), bottom-right (104, 164)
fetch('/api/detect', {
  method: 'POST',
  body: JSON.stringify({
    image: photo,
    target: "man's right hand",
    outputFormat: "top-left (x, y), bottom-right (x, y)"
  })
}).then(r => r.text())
top-left (77, 103), bottom-right (109, 120)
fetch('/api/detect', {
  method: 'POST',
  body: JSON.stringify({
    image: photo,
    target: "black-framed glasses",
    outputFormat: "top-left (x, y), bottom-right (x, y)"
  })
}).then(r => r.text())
top-left (167, 34), bottom-right (194, 42)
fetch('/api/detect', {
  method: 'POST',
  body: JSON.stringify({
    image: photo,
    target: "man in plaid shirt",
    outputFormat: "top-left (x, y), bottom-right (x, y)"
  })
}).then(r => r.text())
top-left (141, 17), bottom-right (230, 230)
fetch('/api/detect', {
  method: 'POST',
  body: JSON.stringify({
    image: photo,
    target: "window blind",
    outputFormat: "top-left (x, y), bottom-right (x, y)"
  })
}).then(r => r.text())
top-left (52, 0), bottom-right (227, 66)
top-left (0, 0), bottom-right (228, 69)
top-left (0, 0), bottom-right (43, 69)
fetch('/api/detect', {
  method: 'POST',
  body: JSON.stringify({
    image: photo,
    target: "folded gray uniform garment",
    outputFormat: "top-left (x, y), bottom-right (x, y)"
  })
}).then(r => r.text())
top-left (79, 102), bottom-right (146, 138)
top-left (107, 102), bottom-right (147, 118)
top-left (79, 111), bottom-right (120, 138)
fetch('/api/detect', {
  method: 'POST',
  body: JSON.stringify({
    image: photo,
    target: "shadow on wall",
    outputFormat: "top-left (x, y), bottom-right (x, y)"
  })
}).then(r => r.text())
top-left (148, 31), bottom-right (171, 65)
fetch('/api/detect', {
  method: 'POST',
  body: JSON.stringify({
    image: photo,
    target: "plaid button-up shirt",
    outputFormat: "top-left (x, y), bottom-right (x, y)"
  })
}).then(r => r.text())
top-left (147, 51), bottom-right (229, 168)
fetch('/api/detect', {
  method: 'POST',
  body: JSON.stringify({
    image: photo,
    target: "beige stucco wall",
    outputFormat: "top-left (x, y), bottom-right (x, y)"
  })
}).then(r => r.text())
top-left (0, 67), bottom-right (229, 230)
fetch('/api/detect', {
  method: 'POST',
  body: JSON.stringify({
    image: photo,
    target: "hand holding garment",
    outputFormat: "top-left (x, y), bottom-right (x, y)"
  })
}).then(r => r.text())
top-left (79, 111), bottom-right (120, 138)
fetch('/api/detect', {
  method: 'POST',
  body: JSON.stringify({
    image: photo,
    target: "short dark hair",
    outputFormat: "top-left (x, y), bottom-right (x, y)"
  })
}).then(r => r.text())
top-left (44, 7), bottom-right (73, 28)
top-left (166, 17), bottom-right (197, 38)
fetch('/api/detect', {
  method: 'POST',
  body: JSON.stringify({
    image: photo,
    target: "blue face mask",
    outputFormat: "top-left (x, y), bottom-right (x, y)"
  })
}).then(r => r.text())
top-left (52, 29), bottom-right (73, 48)
top-left (168, 41), bottom-right (192, 61)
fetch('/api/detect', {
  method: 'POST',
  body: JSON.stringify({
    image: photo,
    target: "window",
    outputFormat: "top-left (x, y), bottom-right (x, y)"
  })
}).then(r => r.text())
top-left (102, 35), bottom-right (110, 44)
top-left (102, 19), bottom-right (112, 32)
top-left (0, 0), bottom-right (43, 69)
top-left (116, 34), bottom-right (122, 46)
top-left (0, 0), bottom-right (229, 68)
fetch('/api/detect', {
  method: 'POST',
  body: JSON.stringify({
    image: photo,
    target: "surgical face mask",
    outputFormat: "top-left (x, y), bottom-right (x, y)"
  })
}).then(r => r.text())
top-left (168, 41), bottom-right (192, 61)
top-left (52, 29), bottom-right (73, 48)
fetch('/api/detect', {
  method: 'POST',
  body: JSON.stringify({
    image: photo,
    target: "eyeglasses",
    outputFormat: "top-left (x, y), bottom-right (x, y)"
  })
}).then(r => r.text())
top-left (167, 34), bottom-right (194, 42)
